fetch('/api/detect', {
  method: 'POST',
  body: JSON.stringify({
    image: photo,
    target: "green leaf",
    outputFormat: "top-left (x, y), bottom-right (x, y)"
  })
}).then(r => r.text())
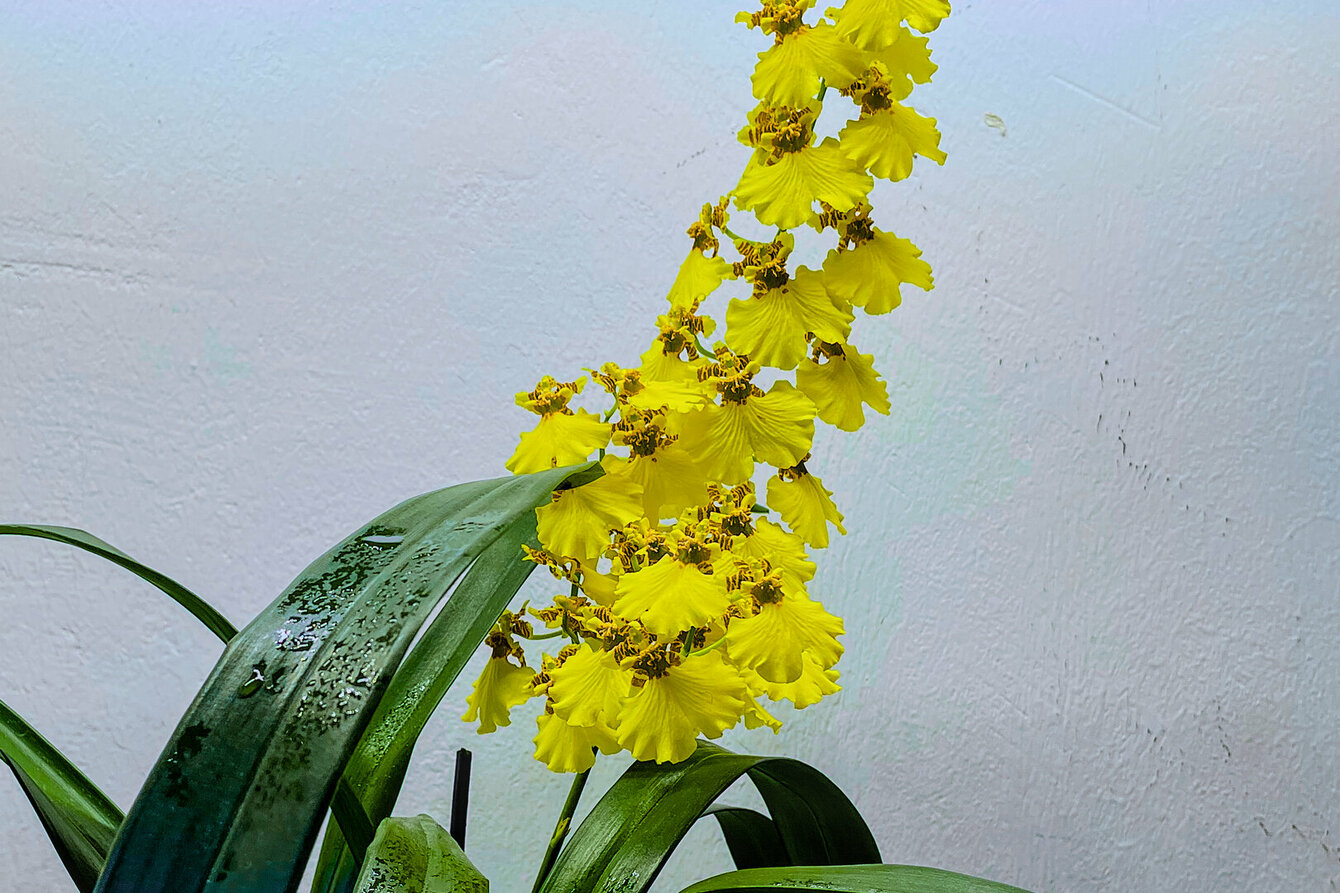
top-left (312, 514), bottom-right (541, 893)
top-left (702, 805), bottom-right (788, 871)
top-left (677, 864), bottom-right (1033, 893)
top-left (93, 464), bottom-right (598, 893)
top-left (0, 524), bottom-right (237, 644)
top-left (539, 741), bottom-right (878, 893)
top-left (352, 815), bottom-right (488, 893)
top-left (0, 697), bottom-right (123, 892)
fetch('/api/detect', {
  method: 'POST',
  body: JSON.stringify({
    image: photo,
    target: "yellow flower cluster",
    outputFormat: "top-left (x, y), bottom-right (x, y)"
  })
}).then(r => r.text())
top-left (468, 0), bottom-right (948, 770)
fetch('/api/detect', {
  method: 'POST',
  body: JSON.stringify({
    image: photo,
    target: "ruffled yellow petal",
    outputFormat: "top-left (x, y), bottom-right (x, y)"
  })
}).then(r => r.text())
top-left (625, 440), bottom-right (713, 520)
top-left (614, 555), bottom-right (730, 637)
top-left (626, 377), bottom-right (713, 414)
top-left (536, 458), bottom-right (643, 562)
top-left (548, 644), bottom-right (633, 727)
top-left (822, 230), bottom-right (932, 314)
top-left (640, 344), bottom-right (703, 383)
top-left (752, 21), bottom-right (867, 107)
top-left (506, 409), bottom-right (611, 474)
top-left (725, 267), bottom-right (853, 370)
top-left (576, 560), bottom-right (618, 605)
top-left (743, 696), bottom-right (783, 733)
top-left (616, 650), bottom-right (750, 763)
top-left (734, 518), bottom-right (817, 590)
top-left (726, 591), bottom-right (844, 683)
top-left (462, 657), bottom-right (533, 734)
top-left (868, 30), bottom-right (937, 95)
top-left (839, 104), bottom-right (946, 182)
top-left (767, 468), bottom-right (847, 547)
top-left (683, 381), bottom-right (818, 483)
top-left (667, 248), bottom-right (733, 310)
top-left (533, 711), bottom-right (620, 773)
top-left (745, 652), bottom-right (841, 708)
top-left (735, 139), bottom-right (874, 230)
top-left (828, 0), bottom-right (950, 45)
top-left (796, 341), bottom-right (891, 431)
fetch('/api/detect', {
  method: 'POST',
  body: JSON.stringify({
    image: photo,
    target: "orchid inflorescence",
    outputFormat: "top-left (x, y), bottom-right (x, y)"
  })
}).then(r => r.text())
top-left (464, 0), bottom-right (949, 771)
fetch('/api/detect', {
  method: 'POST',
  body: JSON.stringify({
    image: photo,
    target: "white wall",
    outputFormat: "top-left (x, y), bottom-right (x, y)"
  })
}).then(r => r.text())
top-left (1, 2), bottom-right (1337, 891)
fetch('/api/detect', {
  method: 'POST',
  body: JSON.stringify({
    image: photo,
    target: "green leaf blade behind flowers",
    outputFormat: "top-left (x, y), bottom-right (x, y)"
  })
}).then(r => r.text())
top-left (702, 805), bottom-right (789, 871)
top-left (92, 463), bottom-right (599, 893)
top-left (677, 864), bottom-right (1033, 893)
top-left (0, 697), bottom-right (124, 893)
top-left (352, 815), bottom-right (488, 893)
top-left (0, 524), bottom-right (238, 644)
top-left (537, 741), bottom-right (878, 893)
top-left (312, 514), bottom-right (542, 893)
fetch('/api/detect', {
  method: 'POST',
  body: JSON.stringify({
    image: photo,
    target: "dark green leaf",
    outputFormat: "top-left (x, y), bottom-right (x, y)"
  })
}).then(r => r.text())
top-left (0, 524), bottom-right (236, 643)
top-left (702, 805), bottom-right (788, 871)
top-left (0, 697), bottom-right (123, 892)
top-left (312, 514), bottom-right (541, 893)
top-left (539, 741), bottom-right (877, 893)
top-left (94, 463), bottom-right (597, 893)
top-left (352, 814), bottom-right (488, 893)
top-left (677, 864), bottom-right (1033, 893)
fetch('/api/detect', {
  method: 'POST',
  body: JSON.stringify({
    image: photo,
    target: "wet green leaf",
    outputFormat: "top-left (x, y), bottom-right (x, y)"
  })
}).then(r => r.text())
top-left (677, 864), bottom-right (1032, 893)
top-left (352, 814), bottom-right (487, 893)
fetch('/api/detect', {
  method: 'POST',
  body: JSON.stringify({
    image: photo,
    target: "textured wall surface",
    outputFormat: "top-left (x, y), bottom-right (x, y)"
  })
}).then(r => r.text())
top-left (2, 2), bottom-right (1338, 891)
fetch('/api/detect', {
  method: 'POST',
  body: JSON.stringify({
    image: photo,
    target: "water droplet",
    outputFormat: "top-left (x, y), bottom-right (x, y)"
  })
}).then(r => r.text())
top-left (238, 667), bottom-right (265, 697)
top-left (361, 534), bottom-right (404, 547)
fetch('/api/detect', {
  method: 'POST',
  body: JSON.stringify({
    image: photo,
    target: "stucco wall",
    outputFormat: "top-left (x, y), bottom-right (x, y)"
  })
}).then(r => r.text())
top-left (2, 2), bottom-right (1337, 891)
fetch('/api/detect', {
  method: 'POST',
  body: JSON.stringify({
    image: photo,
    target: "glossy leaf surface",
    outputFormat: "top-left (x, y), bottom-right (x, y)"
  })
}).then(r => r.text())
top-left (0, 697), bottom-right (123, 892)
top-left (93, 464), bottom-right (597, 893)
top-left (352, 814), bottom-right (487, 893)
top-left (538, 741), bottom-right (878, 893)
top-left (678, 864), bottom-right (1032, 893)
top-left (312, 514), bottom-right (541, 893)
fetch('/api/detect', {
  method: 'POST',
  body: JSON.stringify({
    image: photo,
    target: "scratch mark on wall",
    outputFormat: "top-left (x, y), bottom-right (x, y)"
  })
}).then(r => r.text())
top-left (1049, 73), bottom-right (1162, 131)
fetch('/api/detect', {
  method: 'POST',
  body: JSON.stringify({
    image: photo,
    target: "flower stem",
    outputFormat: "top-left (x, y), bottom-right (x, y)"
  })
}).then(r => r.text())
top-left (531, 765), bottom-right (592, 892)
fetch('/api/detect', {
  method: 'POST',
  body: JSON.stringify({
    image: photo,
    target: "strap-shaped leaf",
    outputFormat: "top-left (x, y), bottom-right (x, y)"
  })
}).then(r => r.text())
top-left (677, 864), bottom-right (1033, 893)
top-left (0, 524), bottom-right (236, 643)
top-left (0, 697), bottom-right (123, 892)
top-left (538, 741), bottom-right (878, 893)
top-left (312, 514), bottom-right (541, 893)
top-left (703, 805), bottom-right (788, 871)
top-left (94, 463), bottom-right (598, 893)
top-left (353, 814), bottom-right (487, 893)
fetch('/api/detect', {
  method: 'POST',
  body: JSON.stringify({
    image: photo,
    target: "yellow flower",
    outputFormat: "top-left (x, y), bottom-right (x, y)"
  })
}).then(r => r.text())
top-left (462, 655), bottom-right (533, 734)
top-left (506, 376), bottom-right (611, 474)
top-left (735, 138), bottom-right (874, 230)
top-left (766, 458), bottom-right (847, 547)
top-left (839, 103), bottom-right (946, 181)
top-left (732, 518), bottom-right (817, 591)
top-left (823, 228), bottom-right (933, 314)
top-left (744, 652), bottom-right (841, 708)
top-left (614, 550), bottom-right (729, 637)
top-left (548, 642), bottom-right (633, 727)
top-left (533, 711), bottom-right (620, 773)
top-left (615, 410), bottom-right (713, 519)
top-left (796, 339), bottom-right (890, 431)
top-left (683, 369), bottom-right (818, 484)
top-left (828, 0), bottom-right (951, 39)
top-left (867, 30), bottom-right (937, 95)
top-left (724, 570), bottom-right (844, 683)
top-left (616, 648), bottom-right (750, 763)
top-left (751, 20), bottom-right (867, 107)
top-left (536, 457), bottom-right (644, 563)
top-left (667, 248), bottom-right (734, 310)
top-left (725, 266), bottom-right (853, 370)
